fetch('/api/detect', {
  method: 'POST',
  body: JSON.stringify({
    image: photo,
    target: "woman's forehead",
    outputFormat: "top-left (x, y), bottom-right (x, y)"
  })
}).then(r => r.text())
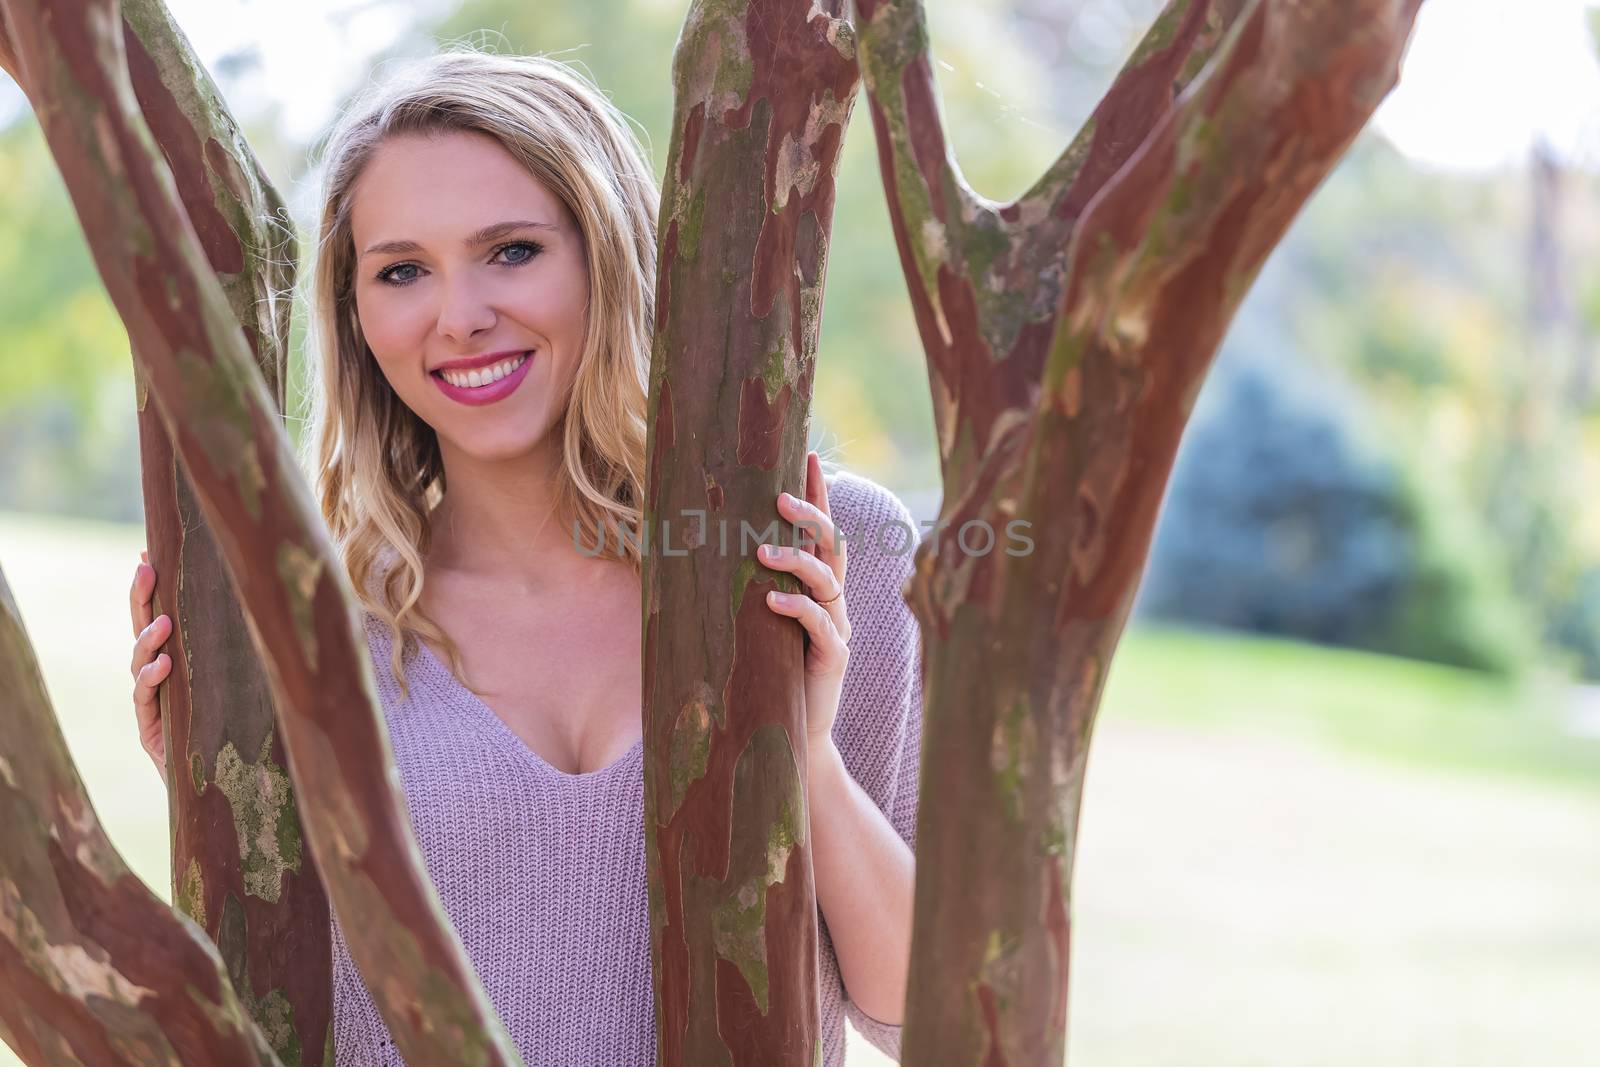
top-left (350, 131), bottom-right (569, 246)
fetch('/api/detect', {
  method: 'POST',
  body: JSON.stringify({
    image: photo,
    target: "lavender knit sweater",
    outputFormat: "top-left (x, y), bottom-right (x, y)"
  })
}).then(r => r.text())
top-left (332, 471), bottom-right (924, 1065)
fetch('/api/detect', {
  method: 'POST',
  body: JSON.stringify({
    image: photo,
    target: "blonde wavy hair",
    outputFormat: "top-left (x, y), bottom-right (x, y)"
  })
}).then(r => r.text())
top-left (299, 48), bottom-right (660, 699)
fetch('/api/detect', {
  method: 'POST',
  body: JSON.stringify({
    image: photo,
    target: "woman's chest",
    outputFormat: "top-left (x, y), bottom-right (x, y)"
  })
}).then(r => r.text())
top-left (420, 567), bottom-right (644, 775)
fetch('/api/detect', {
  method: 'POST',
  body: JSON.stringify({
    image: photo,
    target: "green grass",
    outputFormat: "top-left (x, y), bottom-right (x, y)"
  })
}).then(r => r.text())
top-left (1104, 623), bottom-right (1600, 792)
top-left (4, 508), bottom-right (1598, 1067)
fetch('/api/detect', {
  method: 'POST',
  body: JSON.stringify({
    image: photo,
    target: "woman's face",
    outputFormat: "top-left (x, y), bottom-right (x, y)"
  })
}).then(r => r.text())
top-left (350, 129), bottom-right (590, 463)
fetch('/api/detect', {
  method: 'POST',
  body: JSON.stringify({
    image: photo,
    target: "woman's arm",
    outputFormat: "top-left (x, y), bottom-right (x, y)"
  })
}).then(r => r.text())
top-left (808, 734), bottom-right (915, 1024)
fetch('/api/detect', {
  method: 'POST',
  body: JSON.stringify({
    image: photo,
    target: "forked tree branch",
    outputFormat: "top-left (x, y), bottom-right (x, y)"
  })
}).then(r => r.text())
top-left (0, 567), bottom-right (280, 1067)
top-left (853, 0), bottom-right (1425, 1062)
top-left (0, 0), bottom-right (523, 1062)
top-left (854, 0), bottom-right (1249, 486)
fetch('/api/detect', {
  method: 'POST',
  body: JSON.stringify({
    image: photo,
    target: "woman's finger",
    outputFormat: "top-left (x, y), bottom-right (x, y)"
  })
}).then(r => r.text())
top-left (779, 468), bottom-right (845, 576)
top-left (134, 655), bottom-right (170, 703)
top-left (130, 561), bottom-right (155, 637)
top-left (133, 653), bottom-right (170, 779)
top-left (133, 655), bottom-right (170, 734)
top-left (131, 614), bottom-right (172, 679)
top-left (764, 590), bottom-right (848, 668)
top-left (759, 543), bottom-right (841, 602)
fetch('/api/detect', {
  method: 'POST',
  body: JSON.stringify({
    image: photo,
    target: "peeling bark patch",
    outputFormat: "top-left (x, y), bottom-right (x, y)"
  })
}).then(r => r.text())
top-left (276, 542), bottom-right (323, 673)
top-left (213, 738), bottom-right (301, 902)
top-left (190, 751), bottom-right (207, 796)
top-left (253, 988), bottom-right (298, 1065)
top-left (989, 695), bottom-right (1032, 826)
top-left (0, 882), bottom-right (159, 1007)
top-left (772, 129), bottom-right (821, 214)
top-left (710, 723), bottom-right (805, 1016)
top-left (219, 891), bottom-right (302, 1064)
top-left (729, 558), bottom-right (761, 624)
top-left (679, 101), bottom-right (706, 185)
top-left (974, 981), bottom-right (1008, 1067)
top-left (667, 683), bottom-right (717, 823)
top-left (676, 0), bottom-right (756, 124)
top-left (736, 375), bottom-right (790, 470)
top-left (177, 857), bottom-right (206, 926)
top-left (58, 795), bottom-right (122, 886)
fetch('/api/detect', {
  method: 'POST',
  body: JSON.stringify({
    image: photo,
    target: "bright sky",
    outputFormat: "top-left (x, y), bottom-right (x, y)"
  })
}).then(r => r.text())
top-left (1372, 0), bottom-right (1600, 173)
top-left (1, 0), bottom-right (1597, 175)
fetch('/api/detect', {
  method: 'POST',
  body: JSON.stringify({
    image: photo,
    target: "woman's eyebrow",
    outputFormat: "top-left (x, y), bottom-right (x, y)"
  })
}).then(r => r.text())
top-left (361, 219), bottom-right (559, 259)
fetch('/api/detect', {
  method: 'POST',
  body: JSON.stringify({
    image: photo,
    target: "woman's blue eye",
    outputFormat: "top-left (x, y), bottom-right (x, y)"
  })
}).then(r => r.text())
top-left (376, 263), bottom-right (419, 286)
top-left (374, 240), bottom-right (544, 287)
top-left (496, 241), bottom-right (542, 266)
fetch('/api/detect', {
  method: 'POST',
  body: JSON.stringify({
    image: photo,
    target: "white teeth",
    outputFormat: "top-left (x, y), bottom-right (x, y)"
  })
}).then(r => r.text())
top-left (440, 353), bottom-right (529, 389)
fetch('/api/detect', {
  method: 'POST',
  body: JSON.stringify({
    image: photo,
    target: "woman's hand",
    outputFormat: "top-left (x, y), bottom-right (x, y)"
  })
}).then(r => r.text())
top-left (763, 450), bottom-right (850, 746)
top-left (130, 549), bottom-right (172, 784)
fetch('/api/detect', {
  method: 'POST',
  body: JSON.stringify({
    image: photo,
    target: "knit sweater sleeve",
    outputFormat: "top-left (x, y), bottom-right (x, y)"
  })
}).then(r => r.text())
top-left (824, 470), bottom-right (924, 1060)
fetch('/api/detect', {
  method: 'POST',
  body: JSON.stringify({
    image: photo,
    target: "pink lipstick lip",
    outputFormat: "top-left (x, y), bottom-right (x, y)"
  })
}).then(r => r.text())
top-left (430, 350), bottom-right (534, 407)
top-left (430, 348), bottom-right (530, 373)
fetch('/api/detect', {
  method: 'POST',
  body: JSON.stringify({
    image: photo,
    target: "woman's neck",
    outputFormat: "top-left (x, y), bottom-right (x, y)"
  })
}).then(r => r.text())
top-left (425, 438), bottom-right (591, 587)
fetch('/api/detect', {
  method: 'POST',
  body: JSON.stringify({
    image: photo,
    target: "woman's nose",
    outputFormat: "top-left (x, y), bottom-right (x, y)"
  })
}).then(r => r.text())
top-left (433, 278), bottom-right (497, 345)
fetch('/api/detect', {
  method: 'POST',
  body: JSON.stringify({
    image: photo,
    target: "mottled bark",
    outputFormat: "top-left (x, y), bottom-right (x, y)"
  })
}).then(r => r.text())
top-left (854, 0), bottom-right (1424, 1062)
top-left (118, 2), bottom-right (330, 1062)
top-left (642, 1), bottom-right (859, 1063)
top-left (0, 7), bottom-right (16, 79)
top-left (0, 566), bottom-right (280, 1066)
top-left (0, 0), bottom-right (521, 1063)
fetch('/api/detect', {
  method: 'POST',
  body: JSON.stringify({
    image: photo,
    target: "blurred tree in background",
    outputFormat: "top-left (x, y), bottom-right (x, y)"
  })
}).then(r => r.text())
top-left (3, 0), bottom-right (1600, 679)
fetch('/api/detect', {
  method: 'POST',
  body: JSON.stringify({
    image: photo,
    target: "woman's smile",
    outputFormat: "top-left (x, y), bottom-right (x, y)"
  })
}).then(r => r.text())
top-left (431, 349), bottom-right (536, 406)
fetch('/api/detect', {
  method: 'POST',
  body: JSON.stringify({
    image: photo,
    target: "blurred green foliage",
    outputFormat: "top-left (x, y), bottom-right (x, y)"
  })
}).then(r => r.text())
top-left (0, 119), bottom-right (143, 519)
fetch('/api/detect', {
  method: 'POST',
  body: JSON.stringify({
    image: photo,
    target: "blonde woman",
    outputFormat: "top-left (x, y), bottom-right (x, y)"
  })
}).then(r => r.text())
top-left (125, 48), bottom-right (922, 1065)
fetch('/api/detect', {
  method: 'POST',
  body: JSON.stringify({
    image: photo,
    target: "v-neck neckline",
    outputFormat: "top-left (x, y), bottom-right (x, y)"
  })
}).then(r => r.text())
top-left (412, 635), bottom-right (644, 782)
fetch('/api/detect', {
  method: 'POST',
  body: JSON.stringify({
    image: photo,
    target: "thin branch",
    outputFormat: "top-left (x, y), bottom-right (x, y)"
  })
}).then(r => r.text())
top-left (1012, 0), bottom-right (1249, 234)
top-left (0, 0), bottom-right (523, 1062)
top-left (0, 566), bottom-right (280, 1067)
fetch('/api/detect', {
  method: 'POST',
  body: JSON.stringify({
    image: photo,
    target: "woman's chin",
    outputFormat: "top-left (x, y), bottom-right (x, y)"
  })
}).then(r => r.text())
top-left (440, 428), bottom-right (554, 466)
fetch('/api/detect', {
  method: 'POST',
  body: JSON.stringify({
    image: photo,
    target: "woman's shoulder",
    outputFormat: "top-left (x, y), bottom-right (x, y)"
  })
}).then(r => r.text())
top-left (825, 468), bottom-right (918, 551)
top-left (821, 469), bottom-right (921, 662)
top-left (824, 468), bottom-right (920, 591)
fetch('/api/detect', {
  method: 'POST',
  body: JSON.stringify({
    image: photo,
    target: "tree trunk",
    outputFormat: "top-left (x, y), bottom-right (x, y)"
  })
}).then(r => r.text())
top-left (853, 0), bottom-right (1423, 1061)
top-left (642, 1), bottom-right (859, 1063)
top-left (121, 2), bottom-right (331, 1062)
top-left (0, 0), bottom-right (522, 1062)
top-left (0, 567), bottom-right (280, 1066)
